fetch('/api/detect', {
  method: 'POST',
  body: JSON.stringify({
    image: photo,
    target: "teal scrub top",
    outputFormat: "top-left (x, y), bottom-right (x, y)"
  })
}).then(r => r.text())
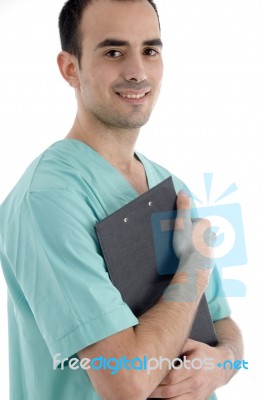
top-left (0, 139), bottom-right (230, 400)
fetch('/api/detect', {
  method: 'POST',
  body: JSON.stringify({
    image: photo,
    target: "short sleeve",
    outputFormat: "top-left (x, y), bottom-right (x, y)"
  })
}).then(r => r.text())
top-left (9, 188), bottom-right (138, 361)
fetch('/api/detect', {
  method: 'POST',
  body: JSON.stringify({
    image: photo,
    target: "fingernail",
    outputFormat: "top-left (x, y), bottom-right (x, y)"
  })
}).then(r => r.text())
top-left (179, 190), bottom-right (189, 197)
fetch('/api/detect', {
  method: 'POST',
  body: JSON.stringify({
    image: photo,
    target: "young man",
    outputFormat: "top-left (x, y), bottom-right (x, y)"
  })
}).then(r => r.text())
top-left (0, 1), bottom-right (243, 399)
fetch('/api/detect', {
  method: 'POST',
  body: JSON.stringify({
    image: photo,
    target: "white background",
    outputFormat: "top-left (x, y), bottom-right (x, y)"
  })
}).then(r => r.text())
top-left (0, 0), bottom-right (264, 398)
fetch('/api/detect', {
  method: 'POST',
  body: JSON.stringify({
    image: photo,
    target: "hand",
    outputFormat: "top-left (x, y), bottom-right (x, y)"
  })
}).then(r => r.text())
top-left (148, 339), bottom-right (227, 400)
top-left (171, 191), bottom-right (215, 295)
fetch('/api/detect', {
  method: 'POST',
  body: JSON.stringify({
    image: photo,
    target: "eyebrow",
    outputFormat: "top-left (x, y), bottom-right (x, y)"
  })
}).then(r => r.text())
top-left (95, 38), bottom-right (163, 50)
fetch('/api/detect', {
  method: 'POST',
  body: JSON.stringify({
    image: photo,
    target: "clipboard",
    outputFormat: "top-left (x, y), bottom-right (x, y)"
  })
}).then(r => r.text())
top-left (95, 177), bottom-right (217, 346)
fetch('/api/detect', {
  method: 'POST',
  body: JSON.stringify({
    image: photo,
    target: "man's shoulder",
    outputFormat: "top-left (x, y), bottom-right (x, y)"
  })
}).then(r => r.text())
top-left (5, 140), bottom-right (87, 197)
top-left (28, 139), bottom-right (88, 192)
top-left (0, 140), bottom-right (85, 220)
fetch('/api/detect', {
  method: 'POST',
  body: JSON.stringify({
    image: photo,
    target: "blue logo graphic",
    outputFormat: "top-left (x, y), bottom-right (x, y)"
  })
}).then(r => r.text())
top-left (151, 174), bottom-right (247, 297)
top-left (216, 360), bottom-right (248, 370)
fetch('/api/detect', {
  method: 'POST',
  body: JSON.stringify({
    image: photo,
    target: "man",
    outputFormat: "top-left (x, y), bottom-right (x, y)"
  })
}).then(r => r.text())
top-left (0, 0), bottom-right (243, 399)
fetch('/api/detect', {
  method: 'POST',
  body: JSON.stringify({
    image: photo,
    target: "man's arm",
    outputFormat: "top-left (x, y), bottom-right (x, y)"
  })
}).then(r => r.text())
top-left (148, 316), bottom-right (243, 399)
top-left (78, 293), bottom-right (198, 400)
top-left (214, 316), bottom-right (244, 383)
top-left (78, 192), bottom-right (213, 400)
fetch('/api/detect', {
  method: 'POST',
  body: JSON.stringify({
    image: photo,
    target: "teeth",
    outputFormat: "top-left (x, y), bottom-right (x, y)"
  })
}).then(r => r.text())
top-left (121, 93), bottom-right (146, 99)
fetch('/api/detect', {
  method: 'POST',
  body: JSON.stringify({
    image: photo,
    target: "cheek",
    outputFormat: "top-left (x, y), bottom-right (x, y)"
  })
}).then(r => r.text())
top-left (150, 61), bottom-right (164, 87)
top-left (91, 61), bottom-right (118, 83)
top-left (157, 62), bottom-right (164, 82)
top-left (80, 76), bottom-right (106, 99)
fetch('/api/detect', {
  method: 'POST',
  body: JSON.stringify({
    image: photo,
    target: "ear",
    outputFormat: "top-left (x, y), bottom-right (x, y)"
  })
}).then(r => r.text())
top-left (57, 51), bottom-right (80, 88)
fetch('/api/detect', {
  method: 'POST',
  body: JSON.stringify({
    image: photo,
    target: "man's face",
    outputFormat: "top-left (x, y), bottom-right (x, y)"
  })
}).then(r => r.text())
top-left (77, 0), bottom-right (163, 130)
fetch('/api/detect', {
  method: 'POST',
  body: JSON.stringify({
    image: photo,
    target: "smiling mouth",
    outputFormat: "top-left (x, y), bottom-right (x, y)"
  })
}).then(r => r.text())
top-left (119, 93), bottom-right (146, 99)
top-left (116, 91), bottom-right (149, 100)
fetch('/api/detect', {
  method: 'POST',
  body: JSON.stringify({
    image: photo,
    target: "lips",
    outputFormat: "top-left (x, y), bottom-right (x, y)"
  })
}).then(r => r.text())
top-left (116, 90), bottom-right (150, 103)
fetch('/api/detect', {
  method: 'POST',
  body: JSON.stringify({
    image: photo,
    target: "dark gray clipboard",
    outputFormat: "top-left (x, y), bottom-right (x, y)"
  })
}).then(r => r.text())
top-left (95, 177), bottom-right (217, 346)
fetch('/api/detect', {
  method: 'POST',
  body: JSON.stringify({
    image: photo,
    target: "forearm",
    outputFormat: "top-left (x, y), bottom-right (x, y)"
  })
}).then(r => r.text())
top-left (79, 273), bottom-right (204, 400)
top-left (214, 316), bottom-right (244, 383)
top-left (129, 273), bottom-right (207, 396)
top-left (136, 286), bottom-right (197, 362)
top-left (135, 272), bottom-right (200, 360)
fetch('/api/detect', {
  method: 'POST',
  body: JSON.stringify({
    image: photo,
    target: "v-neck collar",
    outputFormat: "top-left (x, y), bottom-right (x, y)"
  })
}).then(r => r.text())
top-left (135, 151), bottom-right (158, 190)
top-left (64, 138), bottom-right (158, 196)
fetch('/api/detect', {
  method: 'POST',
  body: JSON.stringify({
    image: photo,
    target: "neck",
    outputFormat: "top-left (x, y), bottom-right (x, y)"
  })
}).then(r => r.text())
top-left (66, 112), bottom-right (140, 172)
top-left (66, 112), bottom-right (149, 195)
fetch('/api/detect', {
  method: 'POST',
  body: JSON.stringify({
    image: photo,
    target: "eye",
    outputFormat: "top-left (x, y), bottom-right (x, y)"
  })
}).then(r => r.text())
top-left (143, 48), bottom-right (159, 56)
top-left (105, 50), bottom-right (123, 58)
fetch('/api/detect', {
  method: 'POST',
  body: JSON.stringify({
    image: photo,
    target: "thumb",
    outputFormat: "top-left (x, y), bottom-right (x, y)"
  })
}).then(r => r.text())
top-left (175, 190), bottom-right (191, 230)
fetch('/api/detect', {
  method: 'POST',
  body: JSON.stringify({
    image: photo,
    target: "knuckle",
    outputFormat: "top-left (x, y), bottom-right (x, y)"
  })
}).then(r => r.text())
top-left (191, 376), bottom-right (203, 391)
top-left (160, 385), bottom-right (176, 398)
top-left (165, 371), bottom-right (177, 385)
top-left (200, 218), bottom-right (211, 228)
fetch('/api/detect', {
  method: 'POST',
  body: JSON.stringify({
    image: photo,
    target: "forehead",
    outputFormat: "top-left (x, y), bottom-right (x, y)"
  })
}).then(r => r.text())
top-left (80, 0), bottom-right (160, 46)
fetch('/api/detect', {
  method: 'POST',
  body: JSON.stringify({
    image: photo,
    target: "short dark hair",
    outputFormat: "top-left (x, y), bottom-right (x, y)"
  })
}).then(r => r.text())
top-left (58, 0), bottom-right (160, 65)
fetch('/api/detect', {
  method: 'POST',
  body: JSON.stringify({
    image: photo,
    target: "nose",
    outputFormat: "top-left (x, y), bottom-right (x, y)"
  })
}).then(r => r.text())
top-left (123, 53), bottom-right (147, 82)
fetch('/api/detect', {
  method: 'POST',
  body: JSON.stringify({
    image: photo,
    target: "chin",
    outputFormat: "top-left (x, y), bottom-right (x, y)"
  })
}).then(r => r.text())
top-left (120, 118), bottom-right (150, 130)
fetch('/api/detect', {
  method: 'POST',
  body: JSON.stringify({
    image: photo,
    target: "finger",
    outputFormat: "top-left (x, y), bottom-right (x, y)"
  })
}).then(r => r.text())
top-left (191, 219), bottom-right (216, 247)
top-left (191, 219), bottom-right (213, 260)
top-left (180, 339), bottom-right (197, 355)
top-left (160, 364), bottom-right (192, 386)
top-left (149, 377), bottom-right (192, 398)
top-left (175, 191), bottom-right (191, 230)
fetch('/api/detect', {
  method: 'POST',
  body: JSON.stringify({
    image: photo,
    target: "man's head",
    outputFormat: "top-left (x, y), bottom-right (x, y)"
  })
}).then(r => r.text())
top-left (59, 0), bottom-right (160, 67)
top-left (57, 0), bottom-right (163, 131)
